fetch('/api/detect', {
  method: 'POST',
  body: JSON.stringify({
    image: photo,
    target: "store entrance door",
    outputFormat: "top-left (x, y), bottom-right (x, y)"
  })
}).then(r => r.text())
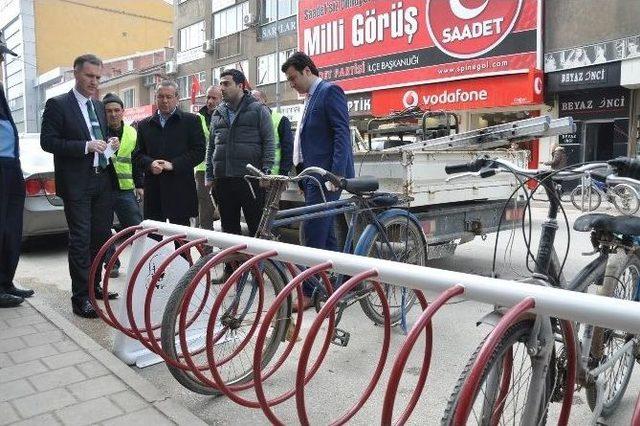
top-left (583, 121), bottom-right (615, 162)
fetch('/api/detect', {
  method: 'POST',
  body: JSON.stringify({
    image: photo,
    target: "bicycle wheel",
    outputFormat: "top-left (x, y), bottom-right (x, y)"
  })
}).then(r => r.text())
top-left (357, 213), bottom-right (426, 325)
top-left (586, 252), bottom-right (639, 416)
top-left (441, 319), bottom-right (555, 425)
top-left (161, 252), bottom-right (289, 395)
top-left (611, 184), bottom-right (640, 215)
top-left (571, 184), bottom-right (602, 211)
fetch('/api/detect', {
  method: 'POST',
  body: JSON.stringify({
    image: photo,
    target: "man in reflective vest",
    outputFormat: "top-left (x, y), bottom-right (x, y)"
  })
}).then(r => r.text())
top-left (102, 93), bottom-right (143, 278)
top-left (194, 86), bottom-right (221, 230)
top-left (251, 90), bottom-right (293, 176)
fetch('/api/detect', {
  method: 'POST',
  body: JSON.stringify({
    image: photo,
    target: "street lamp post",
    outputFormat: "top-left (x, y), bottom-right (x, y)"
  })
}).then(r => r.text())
top-left (275, 0), bottom-right (280, 112)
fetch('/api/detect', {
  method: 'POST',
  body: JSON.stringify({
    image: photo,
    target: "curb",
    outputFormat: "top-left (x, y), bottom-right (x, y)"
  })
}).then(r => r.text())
top-left (26, 297), bottom-right (207, 426)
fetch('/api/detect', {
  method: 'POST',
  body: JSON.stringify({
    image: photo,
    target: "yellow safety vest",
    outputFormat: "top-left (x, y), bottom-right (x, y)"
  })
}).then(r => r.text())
top-left (113, 124), bottom-right (137, 190)
top-left (270, 111), bottom-right (283, 175)
top-left (194, 113), bottom-right (210, 172)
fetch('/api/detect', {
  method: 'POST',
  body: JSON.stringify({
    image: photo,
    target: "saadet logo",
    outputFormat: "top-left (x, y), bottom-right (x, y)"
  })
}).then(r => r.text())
top-left (426, 0), bottom-right (523, 59)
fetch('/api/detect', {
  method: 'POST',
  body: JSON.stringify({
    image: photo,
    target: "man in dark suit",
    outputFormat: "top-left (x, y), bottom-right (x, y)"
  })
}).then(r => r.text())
top-left (132, 80), bottom-right (205, 226)
top-left (41, 54), bottom-right (119, 318)
top-left (281, 52), bottom-right (355, 308)
top-left (0, 32), bottom-right (34, 308)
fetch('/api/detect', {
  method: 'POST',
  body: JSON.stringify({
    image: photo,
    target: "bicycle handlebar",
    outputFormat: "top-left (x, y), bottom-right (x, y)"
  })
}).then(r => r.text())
top-left (245, 164), bottom-right (344, 188)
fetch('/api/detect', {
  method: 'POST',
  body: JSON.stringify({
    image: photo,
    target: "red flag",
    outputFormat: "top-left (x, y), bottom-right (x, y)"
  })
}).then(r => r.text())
top-left (190, 75), bottom-right (200, 105)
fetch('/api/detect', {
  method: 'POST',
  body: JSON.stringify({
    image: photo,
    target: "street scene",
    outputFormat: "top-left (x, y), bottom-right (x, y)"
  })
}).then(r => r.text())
top-left (2, 0), bottom-right (640, 425)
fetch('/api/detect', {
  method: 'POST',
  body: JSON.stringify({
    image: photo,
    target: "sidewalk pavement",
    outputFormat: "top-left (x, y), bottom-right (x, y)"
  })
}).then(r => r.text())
top-left (0, 297), bottom-right (207, 426)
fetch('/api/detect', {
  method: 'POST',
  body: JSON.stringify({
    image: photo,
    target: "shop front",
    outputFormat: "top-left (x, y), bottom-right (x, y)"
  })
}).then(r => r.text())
top-left (547, 61), bottom-right (629, 166)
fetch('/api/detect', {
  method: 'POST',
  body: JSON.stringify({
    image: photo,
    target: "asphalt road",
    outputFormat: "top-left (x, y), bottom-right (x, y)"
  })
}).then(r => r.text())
top-left (14, 206), bottom-right (640, 425)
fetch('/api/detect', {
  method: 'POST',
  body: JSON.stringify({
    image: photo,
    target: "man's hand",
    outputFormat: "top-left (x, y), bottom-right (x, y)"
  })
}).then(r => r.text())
top-left (134, 188), bottom-right (144, 201)
top-left (324, 181), bottom-right (339, 192)
top-left (150, 160), bottom-right (164, 175)
top-left (160, 160), bottom-right (174, 171)
top-left (87, 140), bottom-right (107, 153)
top-left (107, 137), bottom-right (120, 151)
top-left (205, 180), bottom-right (214, 189)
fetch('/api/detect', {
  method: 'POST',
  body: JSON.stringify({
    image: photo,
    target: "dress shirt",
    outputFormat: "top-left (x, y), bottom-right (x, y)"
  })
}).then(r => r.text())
top-left (158, 107), bottom-right (177, 128)
top-left (73, 87), bottom-right (100, 166)
top-left (293, 77), bottom-right (322, 166)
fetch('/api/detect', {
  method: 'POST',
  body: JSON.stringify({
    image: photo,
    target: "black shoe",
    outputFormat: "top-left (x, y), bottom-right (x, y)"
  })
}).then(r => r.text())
top-left (3, 283), bottom-right (34, 298)
top-left (0, 293), bottom-right (24, 308)
top-left (95, 288), bottom-right (119, 300)
top-left (72, 299), bottom-right (99, 318)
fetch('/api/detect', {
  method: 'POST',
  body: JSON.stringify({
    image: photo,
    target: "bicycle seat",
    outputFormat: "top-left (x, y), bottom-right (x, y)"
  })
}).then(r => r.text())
top-left (341, 176), bottom-right (379, 194)
top-left (573, 213), bottom-right (640, 236)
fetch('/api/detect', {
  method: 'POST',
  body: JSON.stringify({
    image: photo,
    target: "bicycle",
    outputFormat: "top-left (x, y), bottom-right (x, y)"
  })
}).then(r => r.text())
top-left (570, 168), bottom-right (640, 215)
top-left (440, 157), bottom-right (640, 424)
top-left (160, 164), bottom-right (427, 395)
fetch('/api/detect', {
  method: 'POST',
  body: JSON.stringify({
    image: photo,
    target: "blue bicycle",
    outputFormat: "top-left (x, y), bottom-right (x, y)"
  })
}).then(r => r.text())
top-left (160, 165), bottom-right (427, 395)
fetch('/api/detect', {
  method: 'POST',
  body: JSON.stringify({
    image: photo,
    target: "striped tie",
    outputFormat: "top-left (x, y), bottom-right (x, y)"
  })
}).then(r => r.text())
top-left (86, 99), bottom-right (108, 169)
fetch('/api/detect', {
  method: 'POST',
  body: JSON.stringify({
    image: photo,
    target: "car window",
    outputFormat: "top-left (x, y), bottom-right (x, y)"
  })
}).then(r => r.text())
top-left (19, 134), bottom-right (53, 176)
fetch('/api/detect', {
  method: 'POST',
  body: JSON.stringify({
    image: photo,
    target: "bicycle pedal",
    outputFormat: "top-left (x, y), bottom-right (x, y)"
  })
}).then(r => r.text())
top-left (331, 328), bottom-right (350, 347)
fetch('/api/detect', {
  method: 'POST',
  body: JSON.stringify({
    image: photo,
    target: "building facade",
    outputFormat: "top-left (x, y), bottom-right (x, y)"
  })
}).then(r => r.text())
top-left (0, 0), bottom-right (173, 132)
top-left (543, 0), bottom-right (640, 165)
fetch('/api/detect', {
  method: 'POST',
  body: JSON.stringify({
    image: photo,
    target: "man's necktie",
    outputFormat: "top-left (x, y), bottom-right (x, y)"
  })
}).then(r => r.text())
top-left (86, 99), bottom-right (108, 169)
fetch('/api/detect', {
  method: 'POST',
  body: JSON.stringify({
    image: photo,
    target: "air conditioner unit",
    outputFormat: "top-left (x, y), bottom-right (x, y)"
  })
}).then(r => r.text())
top-left (165, 61), bottom-right (177, 75)
top-left (202, 39), bottom-right (214, 53)
top-left (243, 13), bottom-right (257, 26)
top-left (143, 75), bottom-right (156, 87)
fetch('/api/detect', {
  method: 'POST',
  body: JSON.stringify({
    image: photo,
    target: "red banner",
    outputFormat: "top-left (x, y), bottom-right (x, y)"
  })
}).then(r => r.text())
top-left (371, 70), bottom-right (543, 115)
top-left (123, 105), bottom-right (156, 124)
top-left (298, 0), bottom-right (541, 92)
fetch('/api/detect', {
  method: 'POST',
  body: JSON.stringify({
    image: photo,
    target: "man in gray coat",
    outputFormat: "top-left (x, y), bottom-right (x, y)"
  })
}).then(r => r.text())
top-left (205, 69), bottom-right (274, 237)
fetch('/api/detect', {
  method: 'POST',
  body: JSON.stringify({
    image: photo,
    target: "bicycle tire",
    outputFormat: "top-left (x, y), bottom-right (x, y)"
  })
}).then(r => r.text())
top-left (585, 252), bottom-right (640, 416)
top-left (161, 252), bottom-right (288, 395)
top-left (357, 212), bottom-right (425, 325)
top-left (441, 319), bottom-right (554, 425)
top-left (571, 184), bottom-right (602, 211)
top-left (611, 184), bottom-right (640, 215)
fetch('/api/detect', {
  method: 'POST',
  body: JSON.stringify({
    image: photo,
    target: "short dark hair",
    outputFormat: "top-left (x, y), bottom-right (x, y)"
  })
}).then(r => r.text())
top-left (73, 54), bottom-right (103, 70)
top-left (281, 51), bottom-right (319, 76)
top-left (220, 69), bottom-right (246, 86)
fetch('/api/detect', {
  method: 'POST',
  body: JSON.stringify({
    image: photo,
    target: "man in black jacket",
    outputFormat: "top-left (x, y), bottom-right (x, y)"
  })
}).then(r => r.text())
top-left (205, 69), bottom-right (274, 237)
top-left (41, 54), bottom-right (119, 318)
top-left (133, 80), bottom-right (205, 226)
top-left (0, 32), bottom-right (34, 308)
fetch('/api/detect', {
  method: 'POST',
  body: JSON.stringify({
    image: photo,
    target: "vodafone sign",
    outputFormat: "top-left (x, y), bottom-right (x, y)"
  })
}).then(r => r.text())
top-left (427, 0), bottom-right (523, 59)
top-left (371, 71), bottom-right (544, 115)
top-left (298, 0), bottom-right (541, 93)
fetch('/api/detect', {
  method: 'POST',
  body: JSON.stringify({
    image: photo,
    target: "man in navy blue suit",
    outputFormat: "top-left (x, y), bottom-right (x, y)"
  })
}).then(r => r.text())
top-left (281, 52), bottom-right (355, 308)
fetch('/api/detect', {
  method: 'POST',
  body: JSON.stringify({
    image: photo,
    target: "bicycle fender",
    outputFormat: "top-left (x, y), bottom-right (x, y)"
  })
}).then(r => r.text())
top-left (353, 209), bottom-right (426, 257)
top-left (476, 308), bottom-right (537, 328)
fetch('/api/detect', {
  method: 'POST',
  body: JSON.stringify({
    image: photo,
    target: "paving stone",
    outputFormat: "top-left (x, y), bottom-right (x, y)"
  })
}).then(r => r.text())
top-left (42, 350), bottom-right (91, 370)
top-left (6, 314), bottom-right (47, 327)
top-left (11, 413), bottom-right (61, 426)
top-left (108, 390), bottom-right (147, 413)
top-left (0, 325), bottom-right (37, 340)
top-left (34, 322), bottom-right (58, 333)
top-left (8, 343), bottom-right (58, 363)
top-left (0, 401), bottom-right (20, 425)
top-left (67, 375), bottom-right (127, 401)
top-left (102, 408), bottom-right (175, 426)
top-left (56, 397), bottom-right (123, 426)
top-left (52, 340), bottom-right (80, 354)
top-left (29, 365), bottom-right (86, 391)
top-left (21, 330), bottom-right (65, 347)
top-left (0, 308), bottom-right (22, 320)
top-left (0, 352), bottom-right (12, 367)
top-left (0, 336), bottom-right (26, 352)
top-left (0, 378), bottom-right (35, 402)
top-left (12, 388), bottom-right (76, 418)
top-left (0, 360), bottom-right (48, 383)
top-left (76, 360), bottom-right (109, 379)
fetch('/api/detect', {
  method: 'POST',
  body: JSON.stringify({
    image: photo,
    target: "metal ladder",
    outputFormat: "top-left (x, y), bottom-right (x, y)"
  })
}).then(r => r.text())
top-left (383, 116), bottom-right (575, 152)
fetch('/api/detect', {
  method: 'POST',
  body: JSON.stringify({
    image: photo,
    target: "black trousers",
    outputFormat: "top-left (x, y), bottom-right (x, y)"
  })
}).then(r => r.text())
top-left (214, 177), bottom-right (264, 237)
top-left (0, 158), bottom-right (25, 289)
top-left (62, 171), bottom-right (113, 304)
